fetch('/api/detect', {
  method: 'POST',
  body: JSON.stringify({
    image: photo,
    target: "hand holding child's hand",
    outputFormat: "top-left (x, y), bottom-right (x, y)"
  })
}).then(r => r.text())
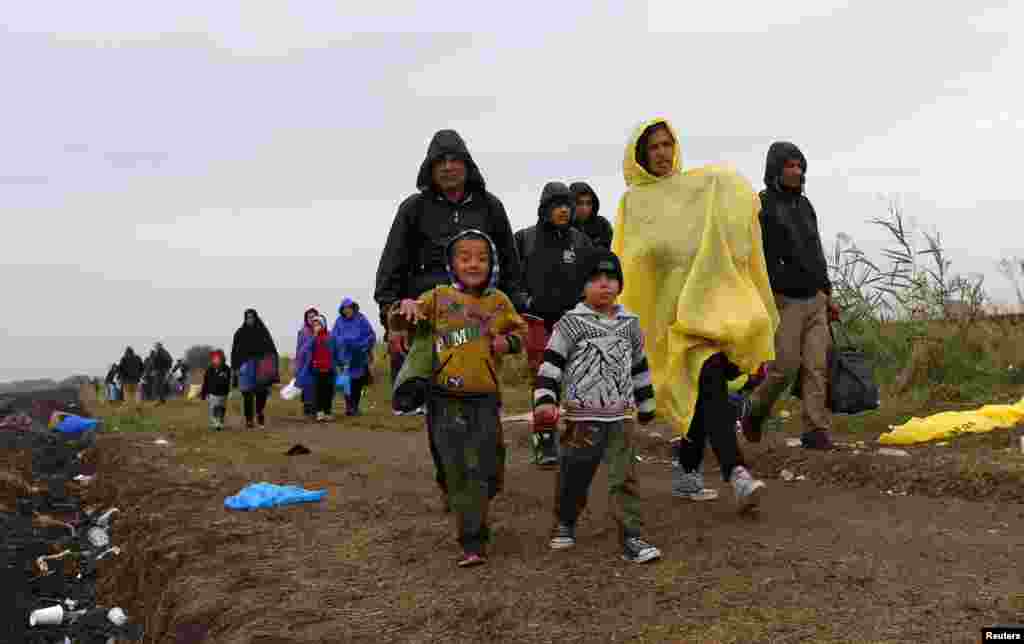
top-left (534, 404), bottom-right (559, 427)
top-left (491, 334), bottom-right (510, 356)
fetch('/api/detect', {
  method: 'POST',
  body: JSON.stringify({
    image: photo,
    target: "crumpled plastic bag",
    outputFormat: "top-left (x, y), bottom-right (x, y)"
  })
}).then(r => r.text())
top-left (54, 415), bottom-right (99, 434)
top-left (878, 396), bottom-right (1024, 445)
top-left (224, 482), bottom-right (326, 510)
top-left (280, 379), bottom-right (301, 401)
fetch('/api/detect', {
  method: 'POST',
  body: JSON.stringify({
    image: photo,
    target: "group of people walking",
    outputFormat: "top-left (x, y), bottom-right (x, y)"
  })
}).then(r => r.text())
top-left (374, 121), bottom-right (839, 567)
top-left (105, 343), bottom-right (181, 404)
top-left (196, 301), bottom-right (378, 430)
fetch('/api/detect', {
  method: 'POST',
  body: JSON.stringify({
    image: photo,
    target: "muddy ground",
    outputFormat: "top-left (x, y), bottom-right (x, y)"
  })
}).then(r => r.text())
top-left (50, 386), bottom-right (1023, 644)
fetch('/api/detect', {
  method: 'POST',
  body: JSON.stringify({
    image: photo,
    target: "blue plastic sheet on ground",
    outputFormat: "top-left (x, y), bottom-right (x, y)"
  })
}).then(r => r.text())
top-left (224, 482), bottom-right (326, 511)
top-left (54, 415), bottom-right (100, 433)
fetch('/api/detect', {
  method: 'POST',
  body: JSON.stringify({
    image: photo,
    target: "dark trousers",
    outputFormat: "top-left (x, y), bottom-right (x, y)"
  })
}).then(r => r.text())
top-left (427, 399), bottom-right (505, 498)
top-left (674, 353), bottom-right (746, 482)
top-left (554, 420), bottom-right (642, 544)
top-left (428, 394), bottom-right (500, 554)
top-left (242, 388), bottom-right (269, 421)
top-left (346, 374), bottom-right (368, 411)
top-left (314, 370), bottom-right (335, 414)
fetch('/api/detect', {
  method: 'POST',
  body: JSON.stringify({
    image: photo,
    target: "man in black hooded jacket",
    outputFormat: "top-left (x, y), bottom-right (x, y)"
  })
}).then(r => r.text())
top-left (514, 182), bottom-right (594, 467)
top-left (375, 129), bottom-right (525, 509)
top-left (569, 182), bottom-right (613, 250)
top-left (375, 129), bottom-right (527, 379)
top-left (740, 142), bottom-right (840, 450)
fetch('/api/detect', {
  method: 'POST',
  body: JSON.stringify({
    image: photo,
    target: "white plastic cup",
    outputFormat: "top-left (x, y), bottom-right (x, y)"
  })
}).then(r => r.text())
top-left (107, 607), bottom-right (127, 626)
top-left (29, 604), bottom-right (64, 626)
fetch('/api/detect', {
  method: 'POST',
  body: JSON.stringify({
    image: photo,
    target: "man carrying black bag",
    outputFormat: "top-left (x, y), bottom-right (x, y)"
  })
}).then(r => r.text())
top-left (739, 142), bottom-right (840, 450)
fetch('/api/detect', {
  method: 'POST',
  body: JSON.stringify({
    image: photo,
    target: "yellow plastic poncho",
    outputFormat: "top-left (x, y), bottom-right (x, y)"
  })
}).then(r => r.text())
top-left (613, 118), bottom-right (779, 441)
top-left (878, 397), bottom-right (1024, 445)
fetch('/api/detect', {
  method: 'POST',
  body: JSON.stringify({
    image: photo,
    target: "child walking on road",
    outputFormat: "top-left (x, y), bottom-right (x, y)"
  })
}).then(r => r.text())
top-left (200, 350), bottom-right (232, 431)
top-left (534, 250), bottom-right (662, 564)
top-left (389, 229), bottom-right (526, 568)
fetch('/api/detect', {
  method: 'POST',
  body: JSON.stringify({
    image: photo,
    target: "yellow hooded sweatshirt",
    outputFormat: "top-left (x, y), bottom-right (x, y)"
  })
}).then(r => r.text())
top-left (612, 118), bottom-right (779, 441)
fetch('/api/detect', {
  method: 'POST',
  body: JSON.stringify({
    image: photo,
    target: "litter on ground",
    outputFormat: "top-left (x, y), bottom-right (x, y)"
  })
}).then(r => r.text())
top-left (878, 396), bottom-right (1024, 445)
top-left (224, 482), bottom-right (327, 510)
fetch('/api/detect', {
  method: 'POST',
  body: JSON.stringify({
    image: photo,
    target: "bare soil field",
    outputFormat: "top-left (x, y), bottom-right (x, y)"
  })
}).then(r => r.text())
top-left (42, 384), bottom-right (1024, 643)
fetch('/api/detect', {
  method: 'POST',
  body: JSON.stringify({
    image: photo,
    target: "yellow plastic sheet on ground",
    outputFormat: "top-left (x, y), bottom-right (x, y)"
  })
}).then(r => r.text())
top-left (878, 397), bottom-right (1024, 445)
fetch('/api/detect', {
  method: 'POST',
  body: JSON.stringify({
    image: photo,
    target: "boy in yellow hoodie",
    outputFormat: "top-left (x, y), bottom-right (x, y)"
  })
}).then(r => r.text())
top-left (389, 229), bottom-right (526, 568)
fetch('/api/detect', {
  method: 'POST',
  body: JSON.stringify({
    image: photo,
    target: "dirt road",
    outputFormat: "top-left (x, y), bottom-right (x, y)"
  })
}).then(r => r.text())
top-left (90, 417), bottom-right (1023, 644)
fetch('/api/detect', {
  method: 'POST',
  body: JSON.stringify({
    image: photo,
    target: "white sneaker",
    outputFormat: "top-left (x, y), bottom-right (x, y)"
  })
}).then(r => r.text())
top-left (730, 466), bottom-right (765, 513)
top-left (672, 466), bottom-right (719, 501)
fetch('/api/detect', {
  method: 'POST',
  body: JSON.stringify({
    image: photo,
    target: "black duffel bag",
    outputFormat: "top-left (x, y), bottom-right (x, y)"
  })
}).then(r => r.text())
top-left (791, 323), bottom-right (880, 414)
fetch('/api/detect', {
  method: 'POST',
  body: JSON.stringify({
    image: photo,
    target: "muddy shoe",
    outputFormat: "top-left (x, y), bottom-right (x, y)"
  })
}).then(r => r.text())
top-left (550, 523), bottom-right (576, 550)
top-left (801, 430), bottom-right (834, 450)
top-left (257, 414), bottom-right (266, 429)
top-left (622, 536), bottom-right (661, 564)
top-left (245, 420), bottom-right (255, 429)
top-left (730, 466), bottom-right (765, 513)
top-left (672, 467), bottom-right (719, 501)
top-left (315, 412), bottom-right (326, 422)
top-left (457, 552), bottom-right (486, 568)
top-left (739, 398), bottom-right (765, 443)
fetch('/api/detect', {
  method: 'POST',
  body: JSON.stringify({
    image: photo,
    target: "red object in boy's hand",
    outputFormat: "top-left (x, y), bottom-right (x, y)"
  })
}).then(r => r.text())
top-left (491, 334), bottom-right (510, 356)
top-left (534, 404), bottom-right (559, 427)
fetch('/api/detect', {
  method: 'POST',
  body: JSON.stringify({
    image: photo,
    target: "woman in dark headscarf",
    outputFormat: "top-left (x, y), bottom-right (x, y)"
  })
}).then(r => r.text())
top-left (231, 308), bottom-right (279, 429)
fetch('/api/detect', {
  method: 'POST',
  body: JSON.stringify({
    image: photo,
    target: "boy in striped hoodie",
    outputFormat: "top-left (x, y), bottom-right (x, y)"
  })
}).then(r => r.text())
top-left (534, 250), bottom-right (661, 564)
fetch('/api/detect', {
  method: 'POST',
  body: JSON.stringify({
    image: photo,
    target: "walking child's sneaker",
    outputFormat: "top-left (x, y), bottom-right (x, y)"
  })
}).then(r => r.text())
top-left (622, 536), bottom-right (661, 564)
top-left (549, 523), bottom-right (576, 550)
top-left (730, 466), bottom-right (766, 513)
top-left (672, 466), bottom-right (719, 501)
top-left (457, 552), bottom-right (486, 568)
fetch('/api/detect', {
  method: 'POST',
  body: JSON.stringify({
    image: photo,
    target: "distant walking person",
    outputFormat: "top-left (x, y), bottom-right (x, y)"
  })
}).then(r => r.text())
top-left (149, 342), bottom-right (174, 404)
top-left (296, 307), bottom-right (322, 419)
top-left (295, 313), bottom-right (337, 423)
top-left (740, 142), bottom-right (840, 450)
top-left (331, 298), bottom-right (377, 416)
top-left (231, 308), bottom-right (279, 429)
top-left (118, 347), bottom-right (144, 405)
top-left (200, 349), bottom-right (232, 431)
top-left (104, 363), bottom-right (121, 403)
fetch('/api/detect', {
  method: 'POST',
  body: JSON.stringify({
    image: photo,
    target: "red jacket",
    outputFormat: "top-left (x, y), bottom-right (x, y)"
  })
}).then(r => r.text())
top-left (312, 330), bottom-right (332, 372)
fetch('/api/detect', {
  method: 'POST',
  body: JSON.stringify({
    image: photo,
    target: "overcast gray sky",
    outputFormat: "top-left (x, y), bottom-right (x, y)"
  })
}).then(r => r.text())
top-left (3, 1), bottom-right (1022, 382)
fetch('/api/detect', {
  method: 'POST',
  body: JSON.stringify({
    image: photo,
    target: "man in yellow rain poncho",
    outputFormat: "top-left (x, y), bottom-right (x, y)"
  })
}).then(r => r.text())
top-left (613, 118), bottom-right (779, 512)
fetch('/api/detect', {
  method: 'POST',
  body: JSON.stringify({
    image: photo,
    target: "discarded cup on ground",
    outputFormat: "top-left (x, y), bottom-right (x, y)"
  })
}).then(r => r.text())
top-left (29, 604), bottom-right (64, 626)
top-left (107, 607), bottom-right (127, 626)
top-left (87, 526), bottom-right (110, 548)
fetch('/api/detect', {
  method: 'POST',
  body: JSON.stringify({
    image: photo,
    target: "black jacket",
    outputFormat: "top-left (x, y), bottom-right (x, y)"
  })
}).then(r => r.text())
top-left (514, 182), bottom-right (595, 327)
top-left (569, 182), bottom-right (613, 250)
top-left (118, 352), bottom-right (144, 384)
top-left (374, 130), bottom-right (526, 325)
top-left (150, 347), bottom-right (173, 372)
top-left (200, 364), bottom-right (232, 398)
top-left (759, 142), bottom-right (832, 299)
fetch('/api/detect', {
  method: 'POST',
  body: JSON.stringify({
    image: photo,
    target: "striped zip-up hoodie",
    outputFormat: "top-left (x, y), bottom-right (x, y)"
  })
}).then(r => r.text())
top-left (534, 302), bottom-right (655, 423)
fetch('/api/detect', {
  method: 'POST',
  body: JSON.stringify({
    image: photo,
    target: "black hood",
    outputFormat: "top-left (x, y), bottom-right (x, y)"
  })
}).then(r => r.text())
top-left (415, 129), bottom-right (486, 195)
top-left (537, 181), bottom-right (574, 228)
top-left (569, 181), bottom-right (600, 217)
top-left (764, 141), bottom-right (807, 192)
